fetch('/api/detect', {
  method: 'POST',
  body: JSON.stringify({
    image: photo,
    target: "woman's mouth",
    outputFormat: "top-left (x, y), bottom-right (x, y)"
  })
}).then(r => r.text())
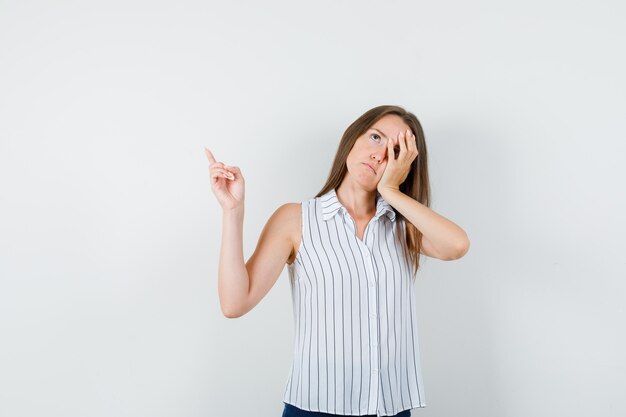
top-left (363, 163), bottom-right (376, 174)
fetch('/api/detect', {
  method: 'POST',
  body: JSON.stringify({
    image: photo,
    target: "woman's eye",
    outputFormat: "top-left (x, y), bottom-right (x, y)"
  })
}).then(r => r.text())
top-left (370, 133), bottom-right (399, 155)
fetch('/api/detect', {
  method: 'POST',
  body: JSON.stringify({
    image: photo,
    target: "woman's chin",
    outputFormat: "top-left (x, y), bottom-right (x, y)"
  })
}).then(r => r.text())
top-left (343, 171), bottom-right (379, 192)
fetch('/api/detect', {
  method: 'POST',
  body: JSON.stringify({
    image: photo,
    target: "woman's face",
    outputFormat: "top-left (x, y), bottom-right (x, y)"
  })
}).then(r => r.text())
top-left (345, 114), bottom-right (412, 190)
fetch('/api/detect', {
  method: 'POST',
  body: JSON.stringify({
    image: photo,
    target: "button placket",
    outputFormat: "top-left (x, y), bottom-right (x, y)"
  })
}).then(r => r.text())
top-left (360, 240), bottom-right (381, 412)
top-left (345, 213), bottom-right (381, 415)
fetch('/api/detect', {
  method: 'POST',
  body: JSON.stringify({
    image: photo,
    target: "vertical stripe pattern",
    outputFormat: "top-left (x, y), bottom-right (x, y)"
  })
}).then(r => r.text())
top-left (282, 189), bottom-right (427, 416)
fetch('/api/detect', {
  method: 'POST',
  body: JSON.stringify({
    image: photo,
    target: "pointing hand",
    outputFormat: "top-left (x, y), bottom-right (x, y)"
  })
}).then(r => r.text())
top-left (204, 147), bottom-right (245, 210)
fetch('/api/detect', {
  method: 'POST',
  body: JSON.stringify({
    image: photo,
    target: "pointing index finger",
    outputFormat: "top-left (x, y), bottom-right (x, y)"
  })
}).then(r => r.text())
top-left (204, 147), bottom-right (217, 164)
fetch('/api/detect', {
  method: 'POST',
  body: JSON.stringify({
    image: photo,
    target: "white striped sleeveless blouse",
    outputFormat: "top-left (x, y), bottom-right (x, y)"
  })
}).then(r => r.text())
top-left (282, 188), bottom-right (427, 416)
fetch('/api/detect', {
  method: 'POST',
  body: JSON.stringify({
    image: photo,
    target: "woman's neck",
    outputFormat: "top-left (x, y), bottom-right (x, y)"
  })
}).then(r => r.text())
top-left (335, 181), bottom-right (377, 220)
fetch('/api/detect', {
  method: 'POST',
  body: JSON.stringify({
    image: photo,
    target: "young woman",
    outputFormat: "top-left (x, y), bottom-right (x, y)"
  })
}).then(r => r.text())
top-left (205, 105), bottom-right (470, 417)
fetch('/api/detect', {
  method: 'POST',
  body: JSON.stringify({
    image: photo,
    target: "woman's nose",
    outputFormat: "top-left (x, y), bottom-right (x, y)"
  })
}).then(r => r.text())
top-left (371, 147), bottom-right (388, 162)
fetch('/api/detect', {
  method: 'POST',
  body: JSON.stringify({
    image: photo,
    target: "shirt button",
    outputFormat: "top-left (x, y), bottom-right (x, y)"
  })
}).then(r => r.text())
top-left (370, 313), bottom-right (377, 318)
top-left (369, 281), bottom-right (374, 287)
top-left (364, 251), bottom-right (370, 258)
top-left (372, 369), bottom-right (378, 374)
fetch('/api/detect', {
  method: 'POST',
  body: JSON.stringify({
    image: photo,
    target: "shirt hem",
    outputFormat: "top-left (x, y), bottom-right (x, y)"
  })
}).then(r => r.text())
top-left (283, 400), bottom-right (427, 416)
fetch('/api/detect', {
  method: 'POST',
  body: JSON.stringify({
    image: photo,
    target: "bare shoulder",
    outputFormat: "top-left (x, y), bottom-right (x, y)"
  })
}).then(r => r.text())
top-left (275, 202), bottom-right (302, 265)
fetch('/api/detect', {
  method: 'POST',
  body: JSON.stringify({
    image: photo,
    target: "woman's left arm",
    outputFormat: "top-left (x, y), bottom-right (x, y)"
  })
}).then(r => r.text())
top-left (377, 129), bottom-right (469, 261)
top-left (379, 188), bottom-right (470, 261)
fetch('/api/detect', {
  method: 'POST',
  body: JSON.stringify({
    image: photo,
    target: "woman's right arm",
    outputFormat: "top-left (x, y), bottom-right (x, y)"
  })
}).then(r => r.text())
top-left (219, 203), bottom-right (298, 318)
top-left (218, 206), bottom-right (248, 317)
top-left (205, 148), bottom-right (298, 318)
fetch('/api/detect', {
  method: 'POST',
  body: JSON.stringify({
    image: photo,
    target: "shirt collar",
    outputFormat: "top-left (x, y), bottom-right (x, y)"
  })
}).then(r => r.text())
top-left (320, 188), bottom-right (396, 222)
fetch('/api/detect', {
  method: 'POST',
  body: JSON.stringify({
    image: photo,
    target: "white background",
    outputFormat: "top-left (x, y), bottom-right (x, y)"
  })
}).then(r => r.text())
top-left (1, 1), bottom-right (624, 416)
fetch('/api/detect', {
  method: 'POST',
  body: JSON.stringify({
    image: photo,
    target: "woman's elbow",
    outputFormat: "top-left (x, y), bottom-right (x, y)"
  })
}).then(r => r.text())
top-left (453, 237), bottom-right (470, 260)
top-left (221, 304), bottom-right (245, 319)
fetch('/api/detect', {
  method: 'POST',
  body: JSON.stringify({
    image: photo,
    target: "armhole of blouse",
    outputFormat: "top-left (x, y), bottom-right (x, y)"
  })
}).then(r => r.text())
top-left (288, 201), bottom-right (304, 267)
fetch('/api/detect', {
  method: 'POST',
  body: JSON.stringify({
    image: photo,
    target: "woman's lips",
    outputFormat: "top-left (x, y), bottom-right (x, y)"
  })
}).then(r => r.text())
top-left (363, 163), bottom-right (376, 174)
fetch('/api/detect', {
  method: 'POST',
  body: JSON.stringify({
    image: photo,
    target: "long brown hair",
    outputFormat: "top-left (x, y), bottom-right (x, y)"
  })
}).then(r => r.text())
top-left (315, 105), bottom-right (430, 278)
